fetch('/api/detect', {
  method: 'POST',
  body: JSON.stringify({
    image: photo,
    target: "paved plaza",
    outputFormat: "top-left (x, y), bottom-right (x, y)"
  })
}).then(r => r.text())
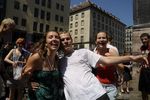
top-left (117, 66), bottom-right (150, 100)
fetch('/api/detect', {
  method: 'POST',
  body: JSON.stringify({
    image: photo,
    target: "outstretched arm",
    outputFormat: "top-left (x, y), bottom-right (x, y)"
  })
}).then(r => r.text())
top-left (98, 55), bottom-right (148, 66)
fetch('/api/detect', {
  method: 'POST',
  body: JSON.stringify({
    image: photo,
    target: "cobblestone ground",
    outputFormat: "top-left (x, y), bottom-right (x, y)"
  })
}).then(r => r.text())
top-left (116, 66), bottom-right (150, 100)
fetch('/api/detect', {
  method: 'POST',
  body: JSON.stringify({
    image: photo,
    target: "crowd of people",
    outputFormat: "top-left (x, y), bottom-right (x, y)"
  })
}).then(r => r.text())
top-left (0, 18), bottom-right (150, 100)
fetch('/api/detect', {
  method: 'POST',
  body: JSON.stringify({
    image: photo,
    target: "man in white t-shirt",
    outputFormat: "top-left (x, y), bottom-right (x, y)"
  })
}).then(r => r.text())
top-left (59, 32), bottom-right (148, 100)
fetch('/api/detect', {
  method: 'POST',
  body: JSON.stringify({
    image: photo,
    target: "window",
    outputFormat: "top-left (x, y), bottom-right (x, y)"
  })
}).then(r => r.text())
top-left (35, 0), bottom-right (40, 4)
top-left (75, 14), bottom-right (78, 20)
top-left (40, 10), bottom-right (45, 19)
top-left (33, 22), bottom-right (38, 31)
top-left (46, 12), bottom-right (51, 21)
top-left (93, 20), bottom-right (96, 26)
top-left (47, 0), bottom-right (51, 8)
top-left (61, 5), bottom-right (64, 11)
top-left (46, 24), bottom-right (49, 31)
top-left (75, 22), bottom-right (78, 27)
top-left (98, 14), bottom-right (100, 20)
top-left (23, 4), bottom-right (28, 12)
top-left (70, 23), bottom-right (72, 28)
top-left (40, 23), bottom-right (44, 32)
top-left (81, 36), bottom-right (84, 42)
top-left (105, 25), bottom-right (108, 31)
top-left (102, 24), bottom-right (104, 30)
top-left (81, 28), bottom-right (84, 34)
top-left (106, 18), bottom-right (108, 24)
top-left (93, 12), bottom-right (96, 18)
top-left (80, 36), bottom-right (84, 48)
top-left (56, 3), bottom-right (59, 10)
top-left (55, 27), bottom-right (58, 31)
top-left (74, 37), bottom-right (78, 42)
top-left (34, 8), bottom-right (39, 17)
top-left (41, 0), bottom-right (46, 6)
top-left (81, 12), bottom-right (84, 18)
top-left (13, 16), bottom-right (18, 25)
top-left (70, 30), bottom-right (72, 35)
top-left (109, 19), bottom-right (111, 25)
top-left (60, 16), bottom-right (64, 23)
top-left (81, 20), bottom-right (84, 26)
top-left (97, 22), bottom-right (100, 28)
top-left (55, 15), bottom-right (59, 21)
top-left (21, 18), bottom-right (26, 26)
top-left (75, 29), bottom-right (78, 35)
top-left (60, 28), bottom-right (63, 31)
top-left (102, 16), bottom-right (104, 22)
top-left (70, 16), bottom-right (73, 21)
top-left (14, 1), bottom-right (20, 9)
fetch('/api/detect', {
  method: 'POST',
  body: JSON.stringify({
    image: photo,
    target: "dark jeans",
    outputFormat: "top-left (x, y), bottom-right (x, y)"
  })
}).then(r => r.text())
top-left (96, 93), bottom-right (110, 100)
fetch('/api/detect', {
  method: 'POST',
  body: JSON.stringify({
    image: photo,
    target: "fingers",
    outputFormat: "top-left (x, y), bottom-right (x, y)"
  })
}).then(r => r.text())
top-left (31, 82), bottom-right (39, 90)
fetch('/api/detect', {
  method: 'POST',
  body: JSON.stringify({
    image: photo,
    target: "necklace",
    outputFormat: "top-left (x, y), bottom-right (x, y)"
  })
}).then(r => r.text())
top-left (46, 56), bottom-right (55, 70)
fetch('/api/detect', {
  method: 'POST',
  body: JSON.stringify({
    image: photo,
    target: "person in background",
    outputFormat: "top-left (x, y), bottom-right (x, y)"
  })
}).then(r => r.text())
top-left (138, 33), bottom-right (150, 100)
top-left (0, 18), bottom-right (15, 100)
top-left (120, 53), bottom-right (132, 93)
top-left (22, 31), bottom-right (65, 100)
top-left (0, 42), bottom-right (13, 99)
top-left (4, 38), bottom-right (29, 100)
top-left (58, 32), bottom-right (148, 100)
top-left (94, 31), bottom-right (123, 100)
top-left (0, 18), bottom-right (15, 35)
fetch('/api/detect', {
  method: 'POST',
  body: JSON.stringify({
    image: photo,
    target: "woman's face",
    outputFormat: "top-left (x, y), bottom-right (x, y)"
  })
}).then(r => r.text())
top-left (17, 43), bottom-right (23, 49)
top-left (96, 32), bottom-right (108, 48)
top-left (46, 31), bottom-right (60, 51)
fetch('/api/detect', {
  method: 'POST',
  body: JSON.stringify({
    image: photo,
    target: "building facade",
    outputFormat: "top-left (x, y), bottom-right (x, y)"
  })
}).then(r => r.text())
top-left (125, 26), bottom-right (133, 54)
top-left (133, 0), bottom-right (150, 25)
top-left (132, 0), bottom-right (150, 54)
top-left (0, 0), bottom-right (70, 42)
top-left (69, 1), bottom-right (126, 54)
top-left (132, 24), bottom-right (150, 54)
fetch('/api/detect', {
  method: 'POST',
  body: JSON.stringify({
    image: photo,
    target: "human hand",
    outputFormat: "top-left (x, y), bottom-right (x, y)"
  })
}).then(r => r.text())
top-left (130, 55), bottom-right (149, 68)
top-left (12, 62), bottom-right (17, 68)
top-left (31, 82), bottom-right (39, 91)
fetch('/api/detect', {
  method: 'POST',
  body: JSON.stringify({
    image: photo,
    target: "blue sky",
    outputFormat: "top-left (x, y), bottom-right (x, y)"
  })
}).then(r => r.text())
top-left (71, 0), bottom-right (133, 26)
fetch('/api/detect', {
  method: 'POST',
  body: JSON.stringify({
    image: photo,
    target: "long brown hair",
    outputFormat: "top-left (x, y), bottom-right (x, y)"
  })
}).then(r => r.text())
top-left (32, 30), bottom-right (60, 60)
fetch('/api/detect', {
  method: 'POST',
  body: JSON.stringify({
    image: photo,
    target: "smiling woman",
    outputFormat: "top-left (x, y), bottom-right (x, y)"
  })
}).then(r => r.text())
top-left (21, 31), bottom-right (65, 100)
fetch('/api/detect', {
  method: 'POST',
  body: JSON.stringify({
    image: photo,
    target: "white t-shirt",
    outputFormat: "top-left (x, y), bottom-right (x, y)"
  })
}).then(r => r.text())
top-left (60, 49), bottom-right (106, 100)
top-left (107, 44), bottom-right (119, 55)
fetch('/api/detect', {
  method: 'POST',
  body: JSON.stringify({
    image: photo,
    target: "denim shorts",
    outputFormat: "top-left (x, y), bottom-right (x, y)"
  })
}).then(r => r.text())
top-left (102, 84), bottom-right (117, 100)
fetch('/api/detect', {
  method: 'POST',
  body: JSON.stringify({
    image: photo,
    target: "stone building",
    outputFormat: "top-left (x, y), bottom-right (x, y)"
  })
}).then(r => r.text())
top-left (0, 0), bottom-right (70, 43)
top-left (69, 1), bottom-right (126, 53)
top-left (132, 0), bottom-right (150, 54)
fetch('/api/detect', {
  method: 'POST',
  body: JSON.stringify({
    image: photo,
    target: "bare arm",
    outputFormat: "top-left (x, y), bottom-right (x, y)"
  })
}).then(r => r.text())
top-left (98, 55), bottom-right (148, 66)
top-left (21, 53), bottom-right (41, 77)
top-left (4, 49), bottom-right (14, 64)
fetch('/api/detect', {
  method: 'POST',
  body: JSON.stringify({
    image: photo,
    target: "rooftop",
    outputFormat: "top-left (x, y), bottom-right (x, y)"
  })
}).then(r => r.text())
top-left (70, 1), bottom-right (121, 22)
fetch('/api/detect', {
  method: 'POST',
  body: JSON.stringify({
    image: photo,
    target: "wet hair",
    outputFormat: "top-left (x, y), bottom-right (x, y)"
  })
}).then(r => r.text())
top-left (140, 33), bottom-right (150, 40)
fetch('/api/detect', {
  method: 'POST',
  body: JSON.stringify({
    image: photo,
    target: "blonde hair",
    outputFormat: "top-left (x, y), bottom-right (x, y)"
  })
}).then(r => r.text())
top-left (1, 18), bottom-right (16, 25)
top-left (59, 31), bottom-right (73, 40)
top-left (1, 18), bottom-right (15, 26)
